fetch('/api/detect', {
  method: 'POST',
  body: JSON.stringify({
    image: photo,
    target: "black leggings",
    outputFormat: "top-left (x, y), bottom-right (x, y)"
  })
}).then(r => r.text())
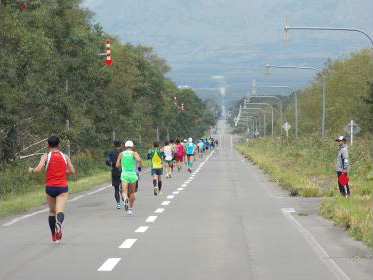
top-left (113, 185), bottom-right (120, 203)
top-left (337, 172), bottom-right (350, 196)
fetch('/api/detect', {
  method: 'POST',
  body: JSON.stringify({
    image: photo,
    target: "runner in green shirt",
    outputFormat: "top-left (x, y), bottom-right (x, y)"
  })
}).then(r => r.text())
top-left (116, 140), bottom-right (142, 216)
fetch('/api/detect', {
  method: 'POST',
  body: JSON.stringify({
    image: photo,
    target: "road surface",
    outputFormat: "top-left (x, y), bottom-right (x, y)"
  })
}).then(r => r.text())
top-left (1, 123), bottom-right (372, 280)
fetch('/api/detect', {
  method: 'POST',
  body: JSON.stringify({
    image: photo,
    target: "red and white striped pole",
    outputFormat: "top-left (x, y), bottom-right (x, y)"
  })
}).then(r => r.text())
top-left (181, 102), bottom-right (185, 112)
top-left (105, 40), bottom-right (112, 66)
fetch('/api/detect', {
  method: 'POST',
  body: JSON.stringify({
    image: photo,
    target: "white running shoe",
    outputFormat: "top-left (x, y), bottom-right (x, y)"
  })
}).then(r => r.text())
top-left (124, 198), bottom-right (129, 211)
top-left (127, 208), bottom-right (133, 216)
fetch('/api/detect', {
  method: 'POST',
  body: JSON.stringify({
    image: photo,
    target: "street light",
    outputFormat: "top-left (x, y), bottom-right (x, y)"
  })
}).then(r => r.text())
top-left (246, 102), bottom-right (274, 139)
top-left (257, 85), bottom-right (297, 137)
top-left (242, 108), bottom-right (266, 136)
top-left (248, 95), bottom-right (283, 136)
top-left (238, 115), bottom-right (259, 138)
top-left (235, 115), bottom-right (257, 137)
top-left (266, 64), bottom-right (326, 138)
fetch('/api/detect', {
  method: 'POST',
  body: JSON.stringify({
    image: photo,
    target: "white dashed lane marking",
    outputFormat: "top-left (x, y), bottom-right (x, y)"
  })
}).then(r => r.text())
top-left (135, 226), bottom-right (149, 233)
top-left (119, 239), bottom-right (137, 249)
top-left (98, 258), bottom-right (121, 272)
top-left (96, 151), bottom-right (215, 272)
top-left (146, 216), bottom-right (158, 223)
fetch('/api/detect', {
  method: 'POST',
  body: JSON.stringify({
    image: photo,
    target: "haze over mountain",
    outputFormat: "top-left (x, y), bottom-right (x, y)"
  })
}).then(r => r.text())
top-left (82, 0), bottom-right (372, 105)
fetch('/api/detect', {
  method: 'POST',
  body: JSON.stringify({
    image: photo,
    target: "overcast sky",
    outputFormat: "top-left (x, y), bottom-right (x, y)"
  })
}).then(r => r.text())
top-left (82, 0), bottom-right (372, 103)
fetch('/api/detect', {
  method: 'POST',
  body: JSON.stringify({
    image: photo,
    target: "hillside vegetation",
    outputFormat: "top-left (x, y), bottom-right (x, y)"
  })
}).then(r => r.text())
top-left (0, 0), bottom-right (217, 207)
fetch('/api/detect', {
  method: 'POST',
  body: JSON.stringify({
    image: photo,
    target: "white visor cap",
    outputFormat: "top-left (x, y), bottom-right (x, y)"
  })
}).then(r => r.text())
top-left (125, 140), bottom-right (134, 147)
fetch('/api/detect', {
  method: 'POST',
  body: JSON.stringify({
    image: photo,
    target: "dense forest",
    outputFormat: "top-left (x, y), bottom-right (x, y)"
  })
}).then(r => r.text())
top-left (0, 0), bottom-right (218, 172)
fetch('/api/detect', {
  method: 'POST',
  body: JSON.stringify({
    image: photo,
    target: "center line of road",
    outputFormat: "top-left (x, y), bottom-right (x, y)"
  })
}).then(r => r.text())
top-left (155, 208), bottom-right (165, 213)
top-left (173, 191), bottom-right (179, 194)
top-left (182, 184), bottom-right (188, 187)
top-left (167, 195), bottom-right (175, 199)
top-left (119, 239), bottom-right (137, 249)
top-left (161, 201), bottom-right (171, 206)
top-left (177, 188), bottom-right (184, 191)
top-left (98, 258), bottom-right (121, 272)
top-left (146, 216), bottom-right (158, 223)
top-left (135, 226), bottom-right (149, 233)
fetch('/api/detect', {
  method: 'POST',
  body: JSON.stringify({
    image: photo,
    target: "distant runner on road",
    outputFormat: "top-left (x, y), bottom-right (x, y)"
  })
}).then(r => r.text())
top-left (106, 140), bottom-right (122, 209)
top-left (175, 138), bottom-right (184, 171)
top-left (163, 140), bottom-right (173, 178)
top-left (197, 140), bottom-right (204, 158)
top-left (147, 141), bottom-right (164, 196)
top-left (186, 137), bottom-right (196, 173)
top-left (116, 140), bottom-right (142, 216)
top-left (28, 136), bottom-right (75, 243)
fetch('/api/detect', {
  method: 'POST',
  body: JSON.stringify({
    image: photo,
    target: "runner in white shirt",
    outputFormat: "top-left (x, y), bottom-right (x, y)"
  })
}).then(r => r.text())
top-left (163, 141), bottom-right (173, 178)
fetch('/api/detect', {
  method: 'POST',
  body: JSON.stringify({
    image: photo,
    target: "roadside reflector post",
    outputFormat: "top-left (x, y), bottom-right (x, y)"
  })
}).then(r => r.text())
top-left (105, 40), bottom-right (112, 66)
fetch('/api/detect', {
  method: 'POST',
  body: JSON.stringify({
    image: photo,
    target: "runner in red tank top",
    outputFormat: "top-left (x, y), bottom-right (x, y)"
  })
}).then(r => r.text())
top-left (29, 136), bottom-right (75, 243)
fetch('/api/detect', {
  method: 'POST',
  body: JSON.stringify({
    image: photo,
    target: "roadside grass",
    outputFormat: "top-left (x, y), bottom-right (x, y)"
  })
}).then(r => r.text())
top-left (320, 195), bottom-right (372, 247)
top-left (236, 135), bottom-right (372, 247)
top-left (1, 171), bottom-right (110, 217)
top-left (0, 157), bottom-right (151, 217)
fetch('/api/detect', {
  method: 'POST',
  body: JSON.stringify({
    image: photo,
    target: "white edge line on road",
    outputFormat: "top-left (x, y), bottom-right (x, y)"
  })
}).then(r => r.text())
top-left (281, 209), bottom-right (351, 280)
top-left (3, 208), bottom-right (49, 227)
top-left (86, 185), bottom-right (110, 195)
top-left (3, 185), bottom-right (111, 227)
top-left (161, 201), bottom-right (171, 206)
top-left (155, 208), bottom-right (164, 213)
top-left (167, 195), bottom-right (175, 199)
top-left (97, 258), bottom-right (121, 272)
top-left (119, 239), bottom-right (137, 249)
top-left (135, 226), bottom-right (149, 233)
top-left (146, 216), bottom-right (158, 223)
top-left (69, 194), bottom-right (86, 202)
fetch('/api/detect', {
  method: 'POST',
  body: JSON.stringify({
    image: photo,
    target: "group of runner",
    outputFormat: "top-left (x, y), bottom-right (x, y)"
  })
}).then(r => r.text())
top-left (28, 135), bottom-right (218, 243)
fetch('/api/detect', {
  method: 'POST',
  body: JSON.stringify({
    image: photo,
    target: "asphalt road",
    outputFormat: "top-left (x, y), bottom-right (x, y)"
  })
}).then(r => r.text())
top-left (1, 123), bottom-right (372, 280)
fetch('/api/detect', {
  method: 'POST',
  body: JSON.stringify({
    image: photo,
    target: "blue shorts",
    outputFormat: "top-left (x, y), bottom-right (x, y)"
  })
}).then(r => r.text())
top-left (45, 187), bottom-right (68, 198)
top-left (151, 168), bottom-right (163, 176)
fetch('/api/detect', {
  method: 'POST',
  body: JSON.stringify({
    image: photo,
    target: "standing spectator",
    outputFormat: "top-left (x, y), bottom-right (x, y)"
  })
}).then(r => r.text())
top-left (335, 136), bottom-right (350, 197)
top-left (106, 140), bottom-right (122, 209)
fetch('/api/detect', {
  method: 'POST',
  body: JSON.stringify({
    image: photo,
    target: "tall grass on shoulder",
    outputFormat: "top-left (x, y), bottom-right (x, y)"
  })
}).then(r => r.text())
top-left (236, 143), bottom-right (323, 197)
top-left (319, 195), bottom-right (372, 247)
top-left (236, 135), bottom-right (373, 247)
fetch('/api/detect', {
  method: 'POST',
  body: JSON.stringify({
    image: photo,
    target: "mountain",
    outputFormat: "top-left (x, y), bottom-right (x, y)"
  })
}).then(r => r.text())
top-left (82, 0), bottom-right (372, 104)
